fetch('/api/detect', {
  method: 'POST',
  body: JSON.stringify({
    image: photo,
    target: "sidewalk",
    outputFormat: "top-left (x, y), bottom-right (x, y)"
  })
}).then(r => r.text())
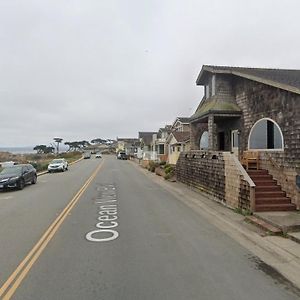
top-left (131, 162), bottom-right (300, 290)
top-left (254, 211), bottom-right (300, 234)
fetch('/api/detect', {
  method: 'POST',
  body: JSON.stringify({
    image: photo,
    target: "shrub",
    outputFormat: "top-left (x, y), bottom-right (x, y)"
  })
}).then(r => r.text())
top-left (148, 161), bottom-right (160, 172)
top-left (159, 161), bottom-right (167, 166)
top-left (164, 165), bottom-right (174, 175)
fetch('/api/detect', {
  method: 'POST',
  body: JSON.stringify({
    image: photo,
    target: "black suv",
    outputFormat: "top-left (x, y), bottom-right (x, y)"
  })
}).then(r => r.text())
top-left (0, 164), bottom-right (37, 190)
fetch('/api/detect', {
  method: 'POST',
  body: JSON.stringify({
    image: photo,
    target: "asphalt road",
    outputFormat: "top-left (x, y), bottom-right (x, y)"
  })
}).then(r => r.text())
top-left (0, 156), bottom-right (299, 300)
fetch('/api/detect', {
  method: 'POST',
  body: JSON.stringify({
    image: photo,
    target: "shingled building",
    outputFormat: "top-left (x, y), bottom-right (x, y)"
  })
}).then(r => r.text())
top-left (177, 65), bottom-right (300, 212)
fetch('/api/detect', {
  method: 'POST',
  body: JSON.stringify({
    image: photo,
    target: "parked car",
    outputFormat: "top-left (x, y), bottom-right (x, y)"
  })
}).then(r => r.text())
top-left (117, 152), bottom-right (127, 160)
top-left (83, 151), bottom-right (92, 159)
top-left (0, 164), bottom-right (37, 190)
top-left (48, 158), bottom-right (68, 173)
top-left (0, 161), bottom-right (16, 168)
top-left (95, 153), bottom-right (102, 158)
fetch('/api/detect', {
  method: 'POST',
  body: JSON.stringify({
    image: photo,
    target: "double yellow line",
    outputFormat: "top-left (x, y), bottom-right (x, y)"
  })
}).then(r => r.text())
top-left (0, 160), bottom-right (104, 299)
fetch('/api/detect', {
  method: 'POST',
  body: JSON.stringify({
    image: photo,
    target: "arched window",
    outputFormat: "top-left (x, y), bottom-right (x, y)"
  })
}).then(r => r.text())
top-left (200, 131), bottom-right (209, 149)
top-left (248, 118), bottom-right (283, 150)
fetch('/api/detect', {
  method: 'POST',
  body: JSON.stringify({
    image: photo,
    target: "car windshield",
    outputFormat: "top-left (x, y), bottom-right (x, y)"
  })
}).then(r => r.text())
top-left (51, 159), bottom-right (63, 164)
top-left (0, 166), bottom-right (23, 175)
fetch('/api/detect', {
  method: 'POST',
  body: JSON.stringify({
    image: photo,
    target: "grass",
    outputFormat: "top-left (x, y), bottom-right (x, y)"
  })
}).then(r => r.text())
top-left (0, 151), bottom-right (82, 173)
top-left (234, 207), bottom-right (252, 216)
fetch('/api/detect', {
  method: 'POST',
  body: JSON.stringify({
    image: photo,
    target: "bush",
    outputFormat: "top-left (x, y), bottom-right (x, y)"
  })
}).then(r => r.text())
top-left (148, 161), bottom-right (160, 172)
top-left (164, 165), bottom-right (174, 175)
top-left (159, 161), bottom-right (166, 166)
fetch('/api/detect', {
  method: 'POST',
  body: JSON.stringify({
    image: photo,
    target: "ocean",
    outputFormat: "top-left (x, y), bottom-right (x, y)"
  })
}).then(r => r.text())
top-left (0, 147), bottom-right (35, 154)
top-left (0, 145), bottom-right (69, 154)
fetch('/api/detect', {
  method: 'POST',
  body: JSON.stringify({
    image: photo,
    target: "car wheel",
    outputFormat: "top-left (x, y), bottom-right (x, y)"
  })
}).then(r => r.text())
top-left (32, 175), bottom-right (37, 184)
top-left (18, 178), bottom-right (25, 190)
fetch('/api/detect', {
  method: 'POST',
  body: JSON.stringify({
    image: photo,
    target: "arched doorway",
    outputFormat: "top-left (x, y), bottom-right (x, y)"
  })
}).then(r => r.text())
top-left (200, 131), bottom-right (209, 150)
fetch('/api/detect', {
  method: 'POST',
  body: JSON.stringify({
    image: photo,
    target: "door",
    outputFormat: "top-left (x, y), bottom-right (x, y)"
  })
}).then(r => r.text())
top-left (231, 130), bottom-right (239, 157)
top-left (218, 132), bottom-right (225, 151)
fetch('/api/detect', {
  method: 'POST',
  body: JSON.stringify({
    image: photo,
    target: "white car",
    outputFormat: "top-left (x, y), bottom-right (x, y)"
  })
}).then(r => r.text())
top-left (95, 153), bottom-right (102, 158)
top-left (48, 158), bottom-right (68, 173)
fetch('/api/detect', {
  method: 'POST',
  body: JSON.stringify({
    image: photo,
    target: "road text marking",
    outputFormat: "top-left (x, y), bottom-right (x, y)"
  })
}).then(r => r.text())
top-left (86, 184), bottom-right (119, 242)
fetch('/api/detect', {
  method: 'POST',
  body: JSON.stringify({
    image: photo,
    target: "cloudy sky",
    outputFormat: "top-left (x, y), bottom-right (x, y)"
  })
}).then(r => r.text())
top-left (1, 0), bottom-right (300, 146)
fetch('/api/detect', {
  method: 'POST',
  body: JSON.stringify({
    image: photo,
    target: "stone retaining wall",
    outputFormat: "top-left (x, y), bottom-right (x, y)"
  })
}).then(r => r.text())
top-left (176, 150), bottom-right (254, 211)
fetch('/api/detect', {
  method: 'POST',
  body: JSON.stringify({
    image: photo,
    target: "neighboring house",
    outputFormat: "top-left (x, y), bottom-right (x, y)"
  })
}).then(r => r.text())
top-left (151, 125), bottom-right (172, 162)
top-left (177, 65), bottom-right (300, 212)
top-left (166, 117), bottom-right (191, 165)
top-left (116, 138), bottom-right (139, 156)
top-left (138, 132), bottom-right (157, 160)
top-left (167, 131), bottom-right (190, 165)
top-left (171, 117), bottom-right (190, 132)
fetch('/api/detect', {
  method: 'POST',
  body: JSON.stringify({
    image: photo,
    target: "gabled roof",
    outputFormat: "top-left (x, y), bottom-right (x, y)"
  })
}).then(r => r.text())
top-left (197, 65), bottom-right (300, 95)
top-left (176, 117), bottom-right (190, 124)
top-left (117, 138), bottom-right (139, 143)
top-left (170, 131), bottom-right (190, 144)
top-left (138, 131), bottom-right (156, 146)
top-left (171, 117), bottom-right (190, 129)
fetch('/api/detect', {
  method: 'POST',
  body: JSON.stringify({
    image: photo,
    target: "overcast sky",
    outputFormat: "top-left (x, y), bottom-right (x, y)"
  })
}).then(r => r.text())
top-left (1, 0), bottom-right (300, 146)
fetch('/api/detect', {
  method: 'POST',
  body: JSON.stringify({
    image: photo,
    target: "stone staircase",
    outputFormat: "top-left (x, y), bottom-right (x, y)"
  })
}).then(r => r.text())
top-left (247, 169), bottom-right (297, 212)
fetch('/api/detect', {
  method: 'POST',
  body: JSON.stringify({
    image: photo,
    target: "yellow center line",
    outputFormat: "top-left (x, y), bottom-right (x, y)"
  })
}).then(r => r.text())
top-left (0, 159), bottom-right (105, 299)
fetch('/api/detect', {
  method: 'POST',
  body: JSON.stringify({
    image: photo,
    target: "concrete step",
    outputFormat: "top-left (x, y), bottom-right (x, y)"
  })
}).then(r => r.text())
top-left (254, 180), bottom-right (277, 186)
top-left (256, 198), bottom-right (291, 205)
top-left (255, 191), bottom-right (286, 198)
top-left (255, 203), bottom-right (297, 212)
top-left (245, 215), bottom-right (282, 235)
top-left (255, 186), bottom-right (282, 192)
top-left (251, 174), bottom-right (273, 180)
top-left (248, 170), bottom-right (269, 175)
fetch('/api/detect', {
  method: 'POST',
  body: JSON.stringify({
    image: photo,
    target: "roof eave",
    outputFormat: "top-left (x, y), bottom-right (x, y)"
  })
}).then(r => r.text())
top-left (232, 71), bottom-right (300, 95)
top-left (190, 109), bottom-right (242, 123)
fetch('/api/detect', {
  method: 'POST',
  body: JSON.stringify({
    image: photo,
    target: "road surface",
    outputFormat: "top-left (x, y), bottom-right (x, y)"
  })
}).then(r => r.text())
top-left (0, 156), bottom-right (298, 299)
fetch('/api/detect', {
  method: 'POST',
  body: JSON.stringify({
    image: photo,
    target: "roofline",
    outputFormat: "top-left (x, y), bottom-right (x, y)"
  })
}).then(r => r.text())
top-left (171, 117), bottom-right (190, 128)
top-left (196, 65), bottom-right (300, 95)
top-left (167, 131), bottom-right (190, 144)
top-left (190, 110), bottom-right (242, 123)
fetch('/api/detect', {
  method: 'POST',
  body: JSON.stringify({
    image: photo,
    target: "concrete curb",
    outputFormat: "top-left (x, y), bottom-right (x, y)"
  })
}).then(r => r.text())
top-left (37, 156), bottom-right (84, 177)
top-left (130, 161), bottom-right (300, 290)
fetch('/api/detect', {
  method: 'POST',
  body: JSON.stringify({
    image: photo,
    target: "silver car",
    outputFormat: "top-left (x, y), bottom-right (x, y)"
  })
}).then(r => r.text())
top-left (48, 158), bottom-right (68, 173)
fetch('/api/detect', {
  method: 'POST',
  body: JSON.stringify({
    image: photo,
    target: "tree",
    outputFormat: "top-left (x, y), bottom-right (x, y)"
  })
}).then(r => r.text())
top-left (91, 138), bottom-right (106, 144)
top-left (45, 146), bottom-right (55, 154)
top-left (33, 145), bottom-right (47, 154)
top-left (54, 137), bottom-right (63, 154)
top-left (33, 145), bottom-right (54, 154)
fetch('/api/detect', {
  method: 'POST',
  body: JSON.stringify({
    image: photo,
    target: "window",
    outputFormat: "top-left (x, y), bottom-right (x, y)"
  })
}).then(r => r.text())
top-left (205, 85), bottom-right (210, 99)
top-left (200, 131), bottom-right (209, 149)
top-left (158, 144), bottom-right (164, 155)
top-left (249, 118), bottom-right (283, 150)
top-left (212, 75), bottom-right (216, 96)
top-left (177, 146), bottom-right (181, 152)
top-left (232, 130), bottom-right (239, 147)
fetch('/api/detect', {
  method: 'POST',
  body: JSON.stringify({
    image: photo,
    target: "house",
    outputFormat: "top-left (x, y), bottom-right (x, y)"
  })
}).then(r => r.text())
top-left (167, 131), bottom-right (190, 165)
top-left (138, 132), bottom-right (157, 160)
top-left (151, 125), bottom-right (172, 162)
top-left (165, 117), bottom-right (191, 165)
top-left (177, 65), bottom-right (300, 212)
top-left (171, 117), bottom-right (190, 132)
top-left (116, 138), bottom-right (139, 156)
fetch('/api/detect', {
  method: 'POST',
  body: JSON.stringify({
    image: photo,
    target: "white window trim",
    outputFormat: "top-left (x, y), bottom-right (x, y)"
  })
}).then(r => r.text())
top-left (212, 75), bottom-right (216, 96)
top-left (248, 117), bottom-right (284, 151)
